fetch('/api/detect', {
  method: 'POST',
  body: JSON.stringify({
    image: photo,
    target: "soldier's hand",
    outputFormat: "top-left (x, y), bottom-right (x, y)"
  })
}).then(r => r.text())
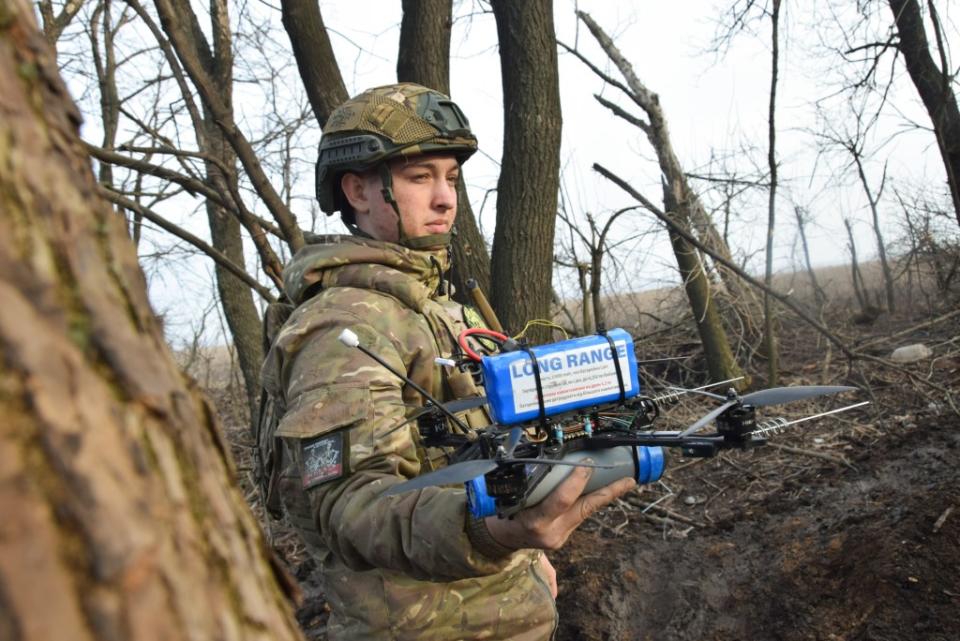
top-left (483, 465), bottom-right (636, 551)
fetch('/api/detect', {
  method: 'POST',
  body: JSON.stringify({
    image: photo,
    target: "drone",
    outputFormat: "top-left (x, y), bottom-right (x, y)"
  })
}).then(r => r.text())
top-left (338, 326), bottom-right (866, 518)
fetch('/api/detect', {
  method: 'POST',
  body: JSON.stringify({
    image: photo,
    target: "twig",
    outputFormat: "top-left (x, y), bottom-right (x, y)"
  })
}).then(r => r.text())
top-left (857, 307), bottom-right (960, 349)
top-left (933, 506), bottom-right (954, 533)
top-left (765, 441), bottom-right (855, 469)
top-left (664, 457), bottom-right (706, 474)
top-left (623, 495), bottom-right (706, 528)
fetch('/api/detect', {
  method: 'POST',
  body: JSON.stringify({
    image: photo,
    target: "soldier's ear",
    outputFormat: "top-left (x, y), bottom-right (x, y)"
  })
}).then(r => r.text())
top-left (341, 172), bottom-right (371, 215)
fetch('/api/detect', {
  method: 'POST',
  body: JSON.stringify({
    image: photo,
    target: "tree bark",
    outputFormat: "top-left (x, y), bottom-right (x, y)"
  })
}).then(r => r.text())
top-left (397, 0), bottom-right (450, 94)
top-left (280, 0), bottom-right (348, 126)
top-left (396, 0), bottom-right (493, 302)
top-left (0, 2), bottom-right (302, 637)
top-left (489, 0), bottom-right (562, 341)
top-left (888, 0), bottom-right (960, 227)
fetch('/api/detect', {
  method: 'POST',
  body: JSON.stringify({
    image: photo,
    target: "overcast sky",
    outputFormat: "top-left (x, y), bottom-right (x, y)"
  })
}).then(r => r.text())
top-left (89, 0), bottom-right (957, 344)
top-left (310, 0), bottom-right (954, 269)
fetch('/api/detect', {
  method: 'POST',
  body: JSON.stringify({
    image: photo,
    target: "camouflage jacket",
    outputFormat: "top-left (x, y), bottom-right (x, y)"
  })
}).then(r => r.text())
top-left (260, 236), bottom-right (557, 641)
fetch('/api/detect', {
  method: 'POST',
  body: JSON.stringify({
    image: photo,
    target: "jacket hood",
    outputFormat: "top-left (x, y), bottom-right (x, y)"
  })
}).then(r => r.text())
top-left (282, 235), bottom-right (451, 309)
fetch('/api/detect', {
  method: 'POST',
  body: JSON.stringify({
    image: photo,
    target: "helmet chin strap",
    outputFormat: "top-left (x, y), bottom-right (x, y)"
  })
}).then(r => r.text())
top-left (376, 163), bottom-right (452, 250)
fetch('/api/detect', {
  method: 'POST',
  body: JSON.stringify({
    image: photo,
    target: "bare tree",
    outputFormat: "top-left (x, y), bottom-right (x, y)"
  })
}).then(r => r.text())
top-left (793, 205), bottom-right (828, 310)
top-left (489, 0), bottom-right (563, 340)
top-left (397, 0), bottom-right (493, 300)
top-left (763, 0), bottom-right (782, 385)
top-left (566, 11), bottom-right (745, 385)
top-left (0, 2), bottom-right (302, 635)
top-left (815, 97), bottom-right (897, 313)
top-left (555, 204), bottom-right (641, 334)
top-left (887, 0), bottom-right (960, 227)
top-left (280, 0), bottom-right (348, 125)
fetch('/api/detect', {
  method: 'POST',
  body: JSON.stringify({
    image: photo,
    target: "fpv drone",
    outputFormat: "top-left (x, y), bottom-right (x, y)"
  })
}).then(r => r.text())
top-left (338, 326), bottom-right (866, 518)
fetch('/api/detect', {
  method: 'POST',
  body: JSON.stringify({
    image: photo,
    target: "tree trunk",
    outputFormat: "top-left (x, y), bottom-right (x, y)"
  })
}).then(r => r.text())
top-left (280, 0), bottom-right (348, 126)
top-left (664, 183), bottom-right (745, 384)
top-left (794, 206), bottom-right (827, 309)
top-left (397, 0), bottom-right (493, 302)
top-left (852, 155), bottom-right (896, 312)
top-left (203, 0), bottom-right (263, 419)
top-left (845, 218), bottom-right (870, 313)
top-left (154, 0), bottom-right (304, 251)
top-left (888, 0), bottom-right (960, 227)
top-left (489, 0), bottom-right (562, 341)
top-left (397, 0), bottom-right (450, 93)
top-left (0, 3), bottom-right (302, 638)
top-left (763, 0), bottom-right (781, 385)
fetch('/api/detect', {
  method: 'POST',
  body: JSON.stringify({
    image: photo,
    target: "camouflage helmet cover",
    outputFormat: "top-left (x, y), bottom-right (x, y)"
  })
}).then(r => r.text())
top-left (316, 83), bottom-right (478, 219)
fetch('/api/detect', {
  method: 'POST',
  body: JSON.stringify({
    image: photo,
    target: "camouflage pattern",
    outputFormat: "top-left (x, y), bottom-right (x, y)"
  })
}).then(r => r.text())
top-left (261, 235), bottom-right (558, 641)
top-left (315, 83), bottom-right (478, 217)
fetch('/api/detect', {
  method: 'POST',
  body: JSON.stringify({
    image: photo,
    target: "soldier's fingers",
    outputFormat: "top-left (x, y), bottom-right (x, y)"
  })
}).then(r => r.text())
top-left (571, 476), bottom-right (637, 525)
top-left (536, 464), bottom-right (593, 519)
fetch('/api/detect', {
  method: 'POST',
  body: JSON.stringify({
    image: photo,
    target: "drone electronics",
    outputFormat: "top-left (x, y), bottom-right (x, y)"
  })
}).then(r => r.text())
top-left (338, 327), bottom-right (867, 518)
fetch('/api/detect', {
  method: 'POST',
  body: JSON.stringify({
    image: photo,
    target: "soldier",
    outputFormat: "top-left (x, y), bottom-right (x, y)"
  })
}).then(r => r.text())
top-left (258, 83), bottom-right (636, 640)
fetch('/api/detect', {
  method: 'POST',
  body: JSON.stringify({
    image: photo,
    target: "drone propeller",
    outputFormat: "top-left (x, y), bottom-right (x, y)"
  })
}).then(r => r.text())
top-left (680, 385), bottom-right (856, 437)
top-left (383, 426), bottom-right (613, 496)
top-left (740, 385), bottom-right (855, 407)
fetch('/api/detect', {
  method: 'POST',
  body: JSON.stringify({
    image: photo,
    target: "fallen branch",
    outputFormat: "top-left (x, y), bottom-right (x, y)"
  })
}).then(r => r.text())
top-left (765, 442), bottom-right (855, 469)
top-left (857, 307), bottom-right (960, 349)
top-left (622, 494), bottom-right (707, 528)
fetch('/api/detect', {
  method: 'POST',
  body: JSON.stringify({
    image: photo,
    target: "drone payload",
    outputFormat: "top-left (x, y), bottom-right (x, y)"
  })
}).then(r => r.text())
top-left (481, 328), bottom-right (641, 425)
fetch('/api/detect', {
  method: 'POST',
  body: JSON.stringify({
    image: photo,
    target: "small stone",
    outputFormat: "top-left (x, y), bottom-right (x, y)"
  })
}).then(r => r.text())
top-left (890, 344), bottom-right (932, 363)
top-left (684, 495), bottom-right (697, 506)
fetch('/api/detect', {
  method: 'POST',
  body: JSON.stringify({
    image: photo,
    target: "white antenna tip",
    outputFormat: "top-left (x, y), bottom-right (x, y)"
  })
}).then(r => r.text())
top-left (338, 328), bottom-right (360, 348)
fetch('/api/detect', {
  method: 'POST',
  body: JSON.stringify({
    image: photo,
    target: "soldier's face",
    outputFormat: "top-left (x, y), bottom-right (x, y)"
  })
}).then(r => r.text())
top-left (342, 154), bottom-right (460, 243)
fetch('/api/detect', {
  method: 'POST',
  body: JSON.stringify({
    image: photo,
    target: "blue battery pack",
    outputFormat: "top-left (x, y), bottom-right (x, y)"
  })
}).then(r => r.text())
top-left (480, 329), bottom-right (640, 425)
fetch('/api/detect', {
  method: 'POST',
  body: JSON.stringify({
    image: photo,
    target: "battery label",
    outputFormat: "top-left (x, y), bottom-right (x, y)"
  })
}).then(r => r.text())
top-left (509, 339), bottom-right (634, 414)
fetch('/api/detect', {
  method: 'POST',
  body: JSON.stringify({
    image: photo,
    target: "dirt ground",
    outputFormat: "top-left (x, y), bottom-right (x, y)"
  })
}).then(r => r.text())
top-left (214, 295), bottom-right (960, 641)
top-left (553, 408), bottom-right (959, 641)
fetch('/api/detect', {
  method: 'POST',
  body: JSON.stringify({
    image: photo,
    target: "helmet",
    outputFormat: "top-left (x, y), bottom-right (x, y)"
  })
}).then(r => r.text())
top-left (316, 83), bottom-right (478, 222)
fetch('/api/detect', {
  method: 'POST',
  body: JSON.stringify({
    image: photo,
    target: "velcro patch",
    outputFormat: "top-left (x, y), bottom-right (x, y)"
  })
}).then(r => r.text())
top-left (300, 432), bottom-right (346, 489)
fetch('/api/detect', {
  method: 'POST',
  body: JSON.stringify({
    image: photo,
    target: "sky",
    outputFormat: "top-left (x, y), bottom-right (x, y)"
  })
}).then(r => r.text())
top-left (62, 0), bottom-right (959, 345)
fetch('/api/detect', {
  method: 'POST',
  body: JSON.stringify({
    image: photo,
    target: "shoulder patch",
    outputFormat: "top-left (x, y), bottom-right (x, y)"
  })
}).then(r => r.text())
top-left (463, 305), bottom-right (486, 330)
top-left (301, 432), bottom-right (347, 489)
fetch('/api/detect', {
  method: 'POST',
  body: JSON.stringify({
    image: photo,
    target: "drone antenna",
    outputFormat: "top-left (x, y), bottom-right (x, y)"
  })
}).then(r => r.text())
top-left (750, 401), bottom-right (871, 437)
top-left (338, 329), bottom-right (472, 433)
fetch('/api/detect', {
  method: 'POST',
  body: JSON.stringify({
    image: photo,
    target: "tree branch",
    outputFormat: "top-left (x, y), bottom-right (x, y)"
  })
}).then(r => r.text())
top-left (592, 162), bottom-right (957, 400)
top-left (102, 187), bottom-right (277, 302)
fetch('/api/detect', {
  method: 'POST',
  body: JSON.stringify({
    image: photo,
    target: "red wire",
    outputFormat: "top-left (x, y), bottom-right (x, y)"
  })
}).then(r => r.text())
top-left (458, 327), bottom-right (509, 362)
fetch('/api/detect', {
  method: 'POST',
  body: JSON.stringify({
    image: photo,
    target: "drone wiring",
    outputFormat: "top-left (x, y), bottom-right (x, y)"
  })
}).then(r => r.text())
top-left (458, 327), bottom-right (509, 362)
